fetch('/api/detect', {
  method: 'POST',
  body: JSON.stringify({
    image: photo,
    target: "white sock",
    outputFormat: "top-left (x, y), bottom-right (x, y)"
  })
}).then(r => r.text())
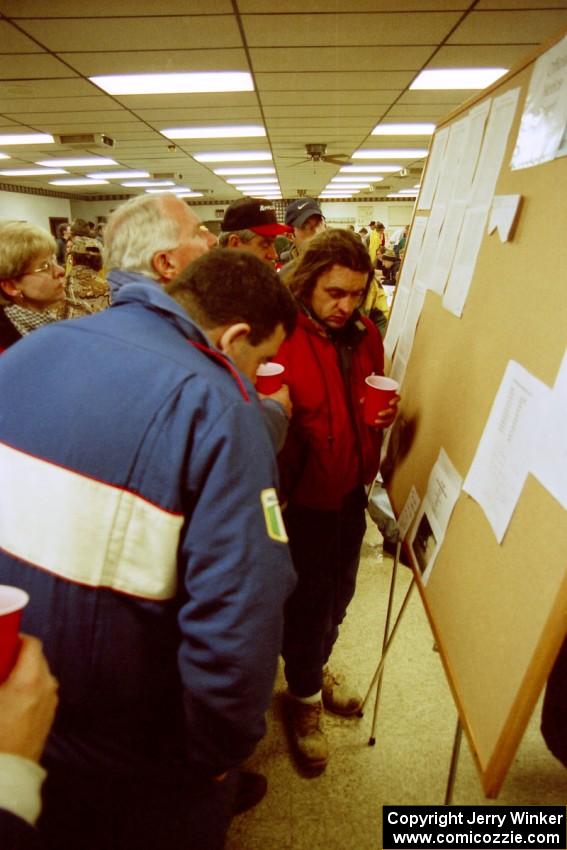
top-left (292, 690), bottom-right (322, 704)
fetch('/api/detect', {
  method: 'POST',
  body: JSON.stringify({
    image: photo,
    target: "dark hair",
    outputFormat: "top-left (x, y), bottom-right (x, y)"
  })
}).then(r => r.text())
top-left (70, 218), bottom-right (91, 237)
top-left (288, 228), bottom-right (374, 305)
top-left (57, 221), bottom-right (70, 239)
top-left (166, 248), bottom-right (296, 344)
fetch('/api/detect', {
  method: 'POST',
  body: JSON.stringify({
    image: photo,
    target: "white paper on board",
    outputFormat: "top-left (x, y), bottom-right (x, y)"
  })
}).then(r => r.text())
top-left (442, 204), bottom-right (490, 318)
top-left (398, 486), bottom-right (421, 541)
top-left (471, 87), bottom-right (521, 208)
top-left (383, 216), bottom-right (427, 360)
top-left (531, 350), bottom-right (567, 510)
top-left (417, 126), bottom-right (449, 210)
top-left (409, 449), bottom-right (463, 585)
top-left (463, 361), bottom-right (549, 544)
top-left (511, 34), bottom-right (567, 170)
top-left (487, 195), bottom-right (522, 242)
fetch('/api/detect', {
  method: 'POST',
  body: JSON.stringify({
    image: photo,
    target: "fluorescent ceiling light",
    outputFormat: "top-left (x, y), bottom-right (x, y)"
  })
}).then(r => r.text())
top-left (49, 179), bottom-right (109, 186)
top-left (36, 157), bottom-right (117, 167)
top-left (0, 168), bottom-right (68, 176)
top-left (235, 184), bottom-right (280, 191)
top-left (145, 187), bottom-right (192, 194)
top-left (164, 127), bottom-right (265, 140)
top-left (320, 192), bottom-right (357, 197)
top-left (176, 193), bottom-right (204, 198)
top-left (90, 72), bottom-right (254, 95)
top-left (0, 153), bottom-right (9, 160)
top-left (353, 149), bottom-right (428, 159)
top-left (399, 189), bottom-right (420, 194)
top-left (331, 177), bottom-right (381, 184)
top-left (372, 123), bottom-right (435, 135)
top-left (214, 167), bottom-right (275, 176)
top-left (0, 133), bottom-right (54, 145)
top-left (226, 176), bottom-right (278, 184)
top-left (194, 151), bottom-right (271, 162)
top-left (340, 165), bottom-right (402, 173)
top-left (121, 180), bottom-right (175, 187)
top-left (86, 170), bottom-right (150, 179)
top-left (387, 193), bottom-right (417, 198)
top-left (410, 68), bottom-right (507, 90)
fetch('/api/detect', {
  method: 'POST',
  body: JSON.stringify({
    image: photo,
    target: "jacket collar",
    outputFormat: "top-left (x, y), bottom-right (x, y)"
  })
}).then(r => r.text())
top-left (297, 302), bottom-right (368, 346)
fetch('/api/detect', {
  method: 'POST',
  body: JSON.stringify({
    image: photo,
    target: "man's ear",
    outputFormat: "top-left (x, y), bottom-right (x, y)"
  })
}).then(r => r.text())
top-left (217, 322), bottom-right (251, 356)
top-left (151, 250), bottom-right (177, 283)
top-left (0, 279), bottom-right (21, 299)
top-left (226, 234), bottom-right (241, 249)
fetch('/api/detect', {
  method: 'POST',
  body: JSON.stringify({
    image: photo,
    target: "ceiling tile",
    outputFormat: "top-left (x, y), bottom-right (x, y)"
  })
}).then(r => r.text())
top-left (448, 10), bottom-right (567, 44)
top-left (0, 54), bottom-right (70, 79)
top-left (58, 49), bottom-right (249, 77)
top-left (250, 46), bottom-right (432, 72)
top-left (17, 17), bottom-right (242, 52)
top-left (0, 20), bottom-right (45, 52)
top-left (0, 0), bottom-right (232, 13)
top-left (430, 43), bottom-right (543, 67)
top-left (239, 1), bottom-right (468, 11)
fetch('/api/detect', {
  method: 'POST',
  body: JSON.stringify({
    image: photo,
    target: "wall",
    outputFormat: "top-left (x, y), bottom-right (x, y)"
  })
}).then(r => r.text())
top-left (0, 190), bottom-right (70, 229)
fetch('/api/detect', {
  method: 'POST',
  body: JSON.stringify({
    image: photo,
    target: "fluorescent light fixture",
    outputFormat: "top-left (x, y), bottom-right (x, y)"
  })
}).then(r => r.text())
top-left (372, 123), bottom-right (435, 135)
top-left (226, 176), bottom-right (278, 184)
top-left (164, 127), bottom-right (266, 140)
top-left (320, 192), bottom-right (357, 197)
top-left (327, 183), bottom-right (368, 189)
top-left (353, 149), bottom-right (428, 159)
top-left (90, 72), bottom-right (254, 95)
top-left (0, 133), bottom-right (54, 145)
top-left (387, 192), bottom-right (417, 198)
top-left (0, 153), bottom-right (9, 160)
top-left (0, 168), bottom-right (68, 176)
top-left (410, 68), bottom-right (507, 90)
top-left (234, 185), bottom-right (280, 192)
top-left (330, 177), bottom-right (381, 184)
top-left (214, 167), bottom-right (275, 176)
top-left (399, 188), bottom-right (420, 194)
top-left (340, 165), bottom-right (402, 173)
top-left (193, 151), bottom-right (271, 162)
top-left (145, 187), bottom-right (192, 194)
top-left (36, 157), bottom-right (117, 167)
top-left (176, 192), bottom-right (204, 198)
top-left (49, 179), bottom-right (109, 186)
top-left (86, 170), bottom-right (150, 179)
top-left (121, 180), bottom-right (175, 187)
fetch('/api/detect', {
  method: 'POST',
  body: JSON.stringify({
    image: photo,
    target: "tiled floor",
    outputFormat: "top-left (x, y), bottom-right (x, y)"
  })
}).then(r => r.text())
top-left (226, 519), bottom-right (567, 850)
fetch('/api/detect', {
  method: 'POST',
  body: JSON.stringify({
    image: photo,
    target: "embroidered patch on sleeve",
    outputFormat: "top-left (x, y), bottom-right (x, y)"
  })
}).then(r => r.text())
top-left (260, 488), bottom-right (288, 543)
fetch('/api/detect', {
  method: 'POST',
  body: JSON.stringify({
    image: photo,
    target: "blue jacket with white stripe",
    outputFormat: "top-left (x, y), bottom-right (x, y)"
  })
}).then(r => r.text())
top-left (0, 282), bottom-right (295, 782)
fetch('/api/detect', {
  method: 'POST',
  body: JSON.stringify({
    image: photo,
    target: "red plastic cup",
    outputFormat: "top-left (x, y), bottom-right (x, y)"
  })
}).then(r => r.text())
top-left (363, 375), bottom-right (399, 425)
top-left (0, 585), bottom-right (29, 683)
top-left (255, 363), bottom-right (285, 394)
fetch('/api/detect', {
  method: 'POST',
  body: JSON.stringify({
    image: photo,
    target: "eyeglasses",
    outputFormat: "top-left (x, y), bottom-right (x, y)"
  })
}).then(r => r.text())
top-left (26, 256), bottom-right (61, 276)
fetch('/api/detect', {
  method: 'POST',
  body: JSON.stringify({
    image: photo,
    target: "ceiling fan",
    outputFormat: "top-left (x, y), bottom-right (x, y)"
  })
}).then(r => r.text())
top-left (280, 143), bottom-right (351, 167)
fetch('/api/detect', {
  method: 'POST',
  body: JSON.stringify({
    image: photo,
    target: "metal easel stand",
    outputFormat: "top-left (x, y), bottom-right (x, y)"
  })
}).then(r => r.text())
top-left (359, 539), bottom-right (415, 745)
top-left (444, 718), bottom-right (463, 805)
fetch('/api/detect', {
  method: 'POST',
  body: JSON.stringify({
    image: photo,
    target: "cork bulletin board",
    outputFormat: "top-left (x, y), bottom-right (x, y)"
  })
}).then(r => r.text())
top-left (384, 29), bottom-right (567, 797)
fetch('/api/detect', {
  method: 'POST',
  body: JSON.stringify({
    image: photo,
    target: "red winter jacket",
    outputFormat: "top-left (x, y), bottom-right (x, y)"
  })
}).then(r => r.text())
top-left (273, 309), bottom-right (384, 511)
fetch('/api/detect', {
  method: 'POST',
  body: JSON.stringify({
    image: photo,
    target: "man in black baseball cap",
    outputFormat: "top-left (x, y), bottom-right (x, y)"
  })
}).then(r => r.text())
top-left (219, 197), bottom-right (292, 266)
top-left (280, 198), bottom-right (326, 280)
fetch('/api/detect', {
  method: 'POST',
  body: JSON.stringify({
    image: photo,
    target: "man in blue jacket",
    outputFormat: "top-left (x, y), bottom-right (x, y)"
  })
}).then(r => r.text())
top-left (0, 245), bottom-right (297, 850)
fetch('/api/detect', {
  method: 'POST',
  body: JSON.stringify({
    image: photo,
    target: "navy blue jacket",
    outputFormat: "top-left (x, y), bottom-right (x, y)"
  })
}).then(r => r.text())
top-left (0, 282), bottom-right (295, 782)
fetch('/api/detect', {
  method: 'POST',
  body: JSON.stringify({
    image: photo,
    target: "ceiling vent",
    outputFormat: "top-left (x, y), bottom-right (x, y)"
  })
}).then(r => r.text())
top-left (152, 172), bottom-right (183, 179)
top-left (54, 133), bottom-right (115, 149)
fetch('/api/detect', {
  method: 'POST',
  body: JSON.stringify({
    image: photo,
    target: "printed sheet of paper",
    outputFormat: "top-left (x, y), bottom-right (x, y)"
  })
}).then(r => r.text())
top-left (389, 283), bottom-right (426, 387)
top-left (471, 87), bottom-right (521, 207)
top-left (434, 116), bottom-right (469, 206)
top-left (383, 216), bottom-right (427, 361)
top-left (409, 449), bottom-right (463, 585)
top-left (398, 486), bottom-right (421, 542)
top-left (417, 126), bottom-right (449, 210)
top-left (531, 350), bottom-right (567, 510)
top-left (452, 100), bottom-right (491, 202)
top-left (429, 199), bottom-right (467, 296)
top-left (511, 34), bottom-right (567, 170)
top-left (442, 204), bottom-right (489, 317)
top-left (487, 195), bottom-right (522, 242)
top-left (463, 361), bottom-right (549, 543)
top-left (415, 203), bottom-right (447, 292)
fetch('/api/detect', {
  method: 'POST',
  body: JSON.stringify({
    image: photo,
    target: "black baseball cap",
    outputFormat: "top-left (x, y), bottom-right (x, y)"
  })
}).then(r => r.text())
top-left (221, 197), bottom-right (292, 237)
top-left (285, 198), bottom-right (324, 228)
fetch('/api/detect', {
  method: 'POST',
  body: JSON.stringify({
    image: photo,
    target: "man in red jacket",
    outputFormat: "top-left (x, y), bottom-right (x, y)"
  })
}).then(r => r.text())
top-left (273, 228), bottom-right (399, 773)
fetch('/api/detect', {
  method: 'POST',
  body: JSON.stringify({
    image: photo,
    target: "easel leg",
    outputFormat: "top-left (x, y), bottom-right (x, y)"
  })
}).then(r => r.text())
top-left (444, 718), bottom-right (463, 805)
top-left (362, 541), bottom-right (415, 745)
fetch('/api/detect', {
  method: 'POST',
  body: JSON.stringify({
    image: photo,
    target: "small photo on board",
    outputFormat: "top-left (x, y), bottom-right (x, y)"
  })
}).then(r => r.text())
top-left (412, 512), bottom-right (437, 575)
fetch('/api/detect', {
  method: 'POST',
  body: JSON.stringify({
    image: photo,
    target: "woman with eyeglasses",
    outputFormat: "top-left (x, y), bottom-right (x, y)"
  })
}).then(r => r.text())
top-left (0, 221), bottom-right (66, 352)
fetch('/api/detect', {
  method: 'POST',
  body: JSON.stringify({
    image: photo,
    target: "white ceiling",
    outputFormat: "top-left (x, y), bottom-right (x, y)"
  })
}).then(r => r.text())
top-left (0, 0), bottom-right (566, 203)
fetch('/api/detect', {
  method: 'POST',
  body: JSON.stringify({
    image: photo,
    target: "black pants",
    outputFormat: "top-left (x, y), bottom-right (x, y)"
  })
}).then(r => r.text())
top-left (38, 759), bottom-right (239, 850)
top-left (282, 486), bottom-right (367, 697)
top-left (541, 634), bottom-right (567, 767)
